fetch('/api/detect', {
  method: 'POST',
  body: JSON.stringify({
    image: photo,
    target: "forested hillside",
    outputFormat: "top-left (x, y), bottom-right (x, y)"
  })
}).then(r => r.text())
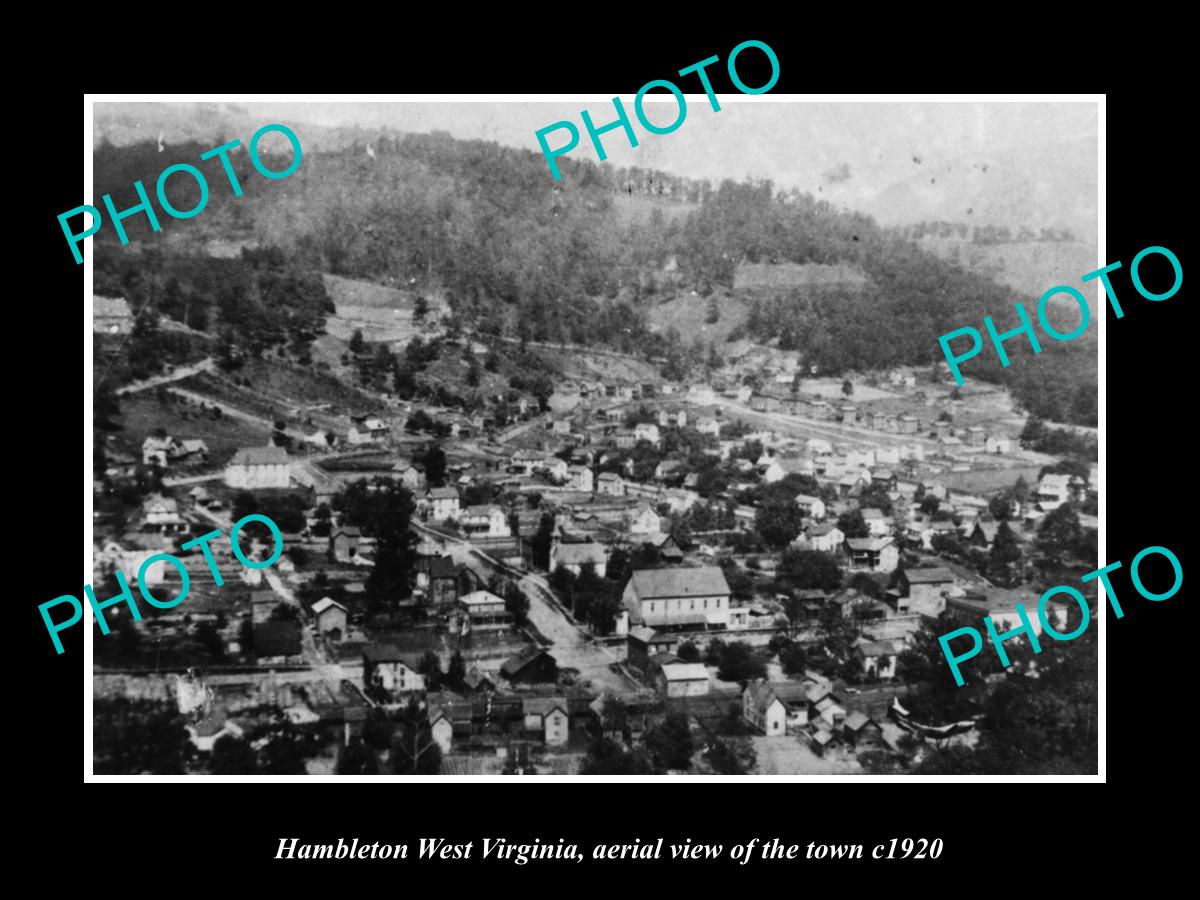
top-left (92, 128), bottom-right (1096, 424)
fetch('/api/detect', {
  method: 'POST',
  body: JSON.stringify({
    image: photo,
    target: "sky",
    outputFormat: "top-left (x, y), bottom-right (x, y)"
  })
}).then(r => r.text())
top-left (96, 98), bottom-right (1100, 241)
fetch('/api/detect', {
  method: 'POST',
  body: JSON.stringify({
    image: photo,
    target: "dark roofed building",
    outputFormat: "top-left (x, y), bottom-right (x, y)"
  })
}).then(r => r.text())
top-left (253, 620), bottom-right (302, 660)
top-left (500, 646), bottom-right (558, 684)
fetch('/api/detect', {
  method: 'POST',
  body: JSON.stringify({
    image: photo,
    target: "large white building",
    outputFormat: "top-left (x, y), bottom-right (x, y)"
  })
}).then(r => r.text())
top-left (622, 566), bottom-right (731, 629)
top-left (224, 446), bottom-right (290, 489)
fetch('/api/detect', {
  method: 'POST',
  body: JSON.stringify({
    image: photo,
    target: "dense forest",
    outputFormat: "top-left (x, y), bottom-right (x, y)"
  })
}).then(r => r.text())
top-left (91, 129), bottom-right (1096, 424)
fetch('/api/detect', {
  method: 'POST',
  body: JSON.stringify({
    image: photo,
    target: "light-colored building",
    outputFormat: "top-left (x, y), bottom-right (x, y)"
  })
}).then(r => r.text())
top-left (311, 597), bottom-right (348, 641)
top-left (225, 446), bottom-right (290, 489)
top-left (596, 472), bottom-right (625, 496)
top-left (623, 566), bottom-right (731, 629)
top-left (461, 505), bottom-right (511, 539)
top-left (844, 537), bottom-right (899, 573)
top-left (567, 465), bottom-right (594, 493)
top-left (423, 487), bottom-right (460, 522)
top-left (363, 644), bottom-right (426, 695)
top-left (550, 541), bottom-right (608, 578)
top-left (458, 590), bottom-right (510, 626)
top-left (656, 662), bottom-right (710, 697)
top-left (628, 503), bottom-right (662, 535)
top-left (523, 698), bottom-right (569, 746)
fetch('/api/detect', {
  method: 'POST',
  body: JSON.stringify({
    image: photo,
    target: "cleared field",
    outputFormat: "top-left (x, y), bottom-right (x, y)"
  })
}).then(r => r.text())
top-left (112, 391), bottom-right (269, 460)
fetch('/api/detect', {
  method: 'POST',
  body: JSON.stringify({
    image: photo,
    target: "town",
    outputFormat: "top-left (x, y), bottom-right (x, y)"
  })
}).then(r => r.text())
top-left (89, 103), bottom-right (1099, 776)
top-left (92, 276), bottom-right (1098, 776)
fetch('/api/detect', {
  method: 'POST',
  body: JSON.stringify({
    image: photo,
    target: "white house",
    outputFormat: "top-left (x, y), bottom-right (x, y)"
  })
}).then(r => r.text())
top-left (656, 662), bottom-right (709, 697)
top-left (794, 494), bottom-right (826, 520)
top-left (628, 503), bottom-right (662, 535)
top-left (362, 644), bottom-right (426, 695)
top-left (596, 472), bottom-right (625, 496)
top-left (423, 487), bottom-right (460, 522)
top-left (986, 434), bottom-right (1013, 454)
top-left (799, 524), bottom-right (844, 553)
top-left (348, 417), bottom-right (389, 445)
top-left (550, 540), bottom-right (608, 578)
top-left (224, 446), bottom-right (290, 489)
top-left (523, 698), bottom-right (569, 746)
top-left (634, 422), bottom-right (661, 446)
top-left (142, 435), bottom-right (174, 467)
top-left (311, 597), bottom-right (348, 641)
top-left (742, 681), bottom-right (812, 736)
top-left (567, 465), bottom-right (594, 493)
top-left (461, 505), bottom-right (510, 539)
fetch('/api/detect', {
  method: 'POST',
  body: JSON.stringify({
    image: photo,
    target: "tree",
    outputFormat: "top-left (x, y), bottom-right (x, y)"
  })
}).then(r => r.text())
top-left (676, 640), bottom-right (700, 663)
top-left (418, 651), bottom-right (442, 689)
top-left (920, 495), bottom-right (940, 516)
top-left (418, 443), bottom-right (447, 487)
top-left (1037, 504), bottom-right (1082, 559)
top-left (706, 736), bottom-right (756, 774)
top-left (779, 642), bottom-right (808, 676)
top-left (644, 713), bottom-right (695, 771)
top-left (446, 651), bottom-right (466, 689)
top-left (256, 713), bottom-right (310, 775)
top-left (755, 495), bottom-right (806, 548)
top-left (777, 548), bottom-right (843, 591)
top-left (195, 622), bottom-right (225, 659)
top-left (349, 328), bottom-right (365, 354)
top-left (362, 708), bottom-right (397, 752)
top-left (413, 296), bottom-right (430, 321)
top-left (814, 604), bottom-right (860, 666)
top-left (987, 521), bottom-right (1022, 586)
top-left (580, 738), bottom-right (655, 775)
top-left (505, 583), bottom-right (531, 627)
top-left (842, 379), bottom-right (853, 397)
top-left (716, 641), bottom-right (767, 683)
top-left (210, 734), bottom-right (258, 774)
top-left (390, 698), bottom-right (443, 774)
top-left (837, 509), bottom-right (870, 539)
top-left (93, 698), bottom-right (195, 775)
top-left (530, 513), bottom-right (555, 569)
top-left (337, 739), bottom-right (380, 775)
top-left (988, 493), bottom-right (1014, 521)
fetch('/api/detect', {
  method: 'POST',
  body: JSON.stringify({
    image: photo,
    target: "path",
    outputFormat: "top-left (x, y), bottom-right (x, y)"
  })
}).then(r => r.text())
top-left (116, 358), bottom-right (215, 396)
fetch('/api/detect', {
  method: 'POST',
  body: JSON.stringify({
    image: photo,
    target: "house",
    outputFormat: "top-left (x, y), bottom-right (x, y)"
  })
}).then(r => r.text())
top-left (544, 457), bottom-right (569, 482)
top-left (461, 505), bottom-right (511, 539)
top-left (501, 647), bottom-right (558, 684)
top-left (1036, 473), bottom-right (1079, 511)
top-left (860, 508), bottom-right (891, 537)
top-left (596, 472), bottom-right (625, 496)
top-left (311, 597), bottom-right (348, 641)
top-left (842, 711), bottom-right (885, 749)
top-left (626, 627), bottom-right (678, 672)
top-left (362, 644), bottom-right (426, 694)
top-left (946, 587), bottom-right (1068, 636)
top-left (965, 425), bottom-right (985, 447)
top-left (462, 666), bottom-right (496, 694)
top-left (844, 537), bottom-right (899, 573)
top-left (696, 417), bottom-right (721, 436)
top-left (523, 698), bottom-right (570, 746)
top-left (348, 417), bottom-right (389, 445)
top-left (423, 487), bottom-right (461, 522)
top-left (141, 495), bottom-right (186, 535)
top-left (985, 434), bottom-right (1012, 454)
top-left (897, 567), bottom-right (955, 617)
top-left (458, 590), bottom-right (510, 627)
top-left (224, 446), bottom-right (290, 489)
top-left (839, 405), bottom-right (857, 426)
top-left (632, 532), bottom-right (685, 564)
top-left (511, 448), bottom-right (547, 475)
top-left (742, 681), bottom-right (813, 736)
top-left (550, 540), bottom-right (608, 578)
top-left (614, 429), bottom-right (637, 449)
top-left (799, 524), bottom-right (845, 553)
top-left (634, 422), bottom-right (661, 446)
top-left (794, 494), bottom-right (826, 520)
top-left (254, 620), bottom-right (303, 663)
top-left (688, 384), bottom-right (716, 403)
top-left (897, 414), bottom-right (919, 434)
top-left (763, 456), bottom-right (814, 483)
top-left (425, 555), bottom-right (459, 606)
top-left (855, 639), bottom-right (900, 679)
top-left (330, 526), bottom-right (363, 563)
top-left (392, 461), bottom-right (425, 491)
top-left (622, 566), bottom-right (731, 629)
top-left (567, 465), bottom-right (594, 493)
top-left (426, 702), bottom-right (457, 754)
top-left (968, 520), bottom-right (1001, 550)
top-left (141, 435), bottom-right (175, 467)
top-left (628, 503), bottom-right (662, 535)
top-left (655, 662), bottom-right (709, 697)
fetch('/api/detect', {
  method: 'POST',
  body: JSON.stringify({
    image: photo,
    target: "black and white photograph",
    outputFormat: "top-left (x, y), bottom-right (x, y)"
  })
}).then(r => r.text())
top-left (83, 97), bottom-right (1101, 779)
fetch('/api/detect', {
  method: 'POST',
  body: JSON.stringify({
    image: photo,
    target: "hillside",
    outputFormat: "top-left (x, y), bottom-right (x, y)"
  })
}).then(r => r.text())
top-left (91, 123), bottom-right (1096, 425)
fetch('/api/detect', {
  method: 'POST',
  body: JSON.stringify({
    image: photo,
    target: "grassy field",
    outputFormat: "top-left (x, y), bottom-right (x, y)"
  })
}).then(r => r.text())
top-left (112, 391), bottom-right (270, 459)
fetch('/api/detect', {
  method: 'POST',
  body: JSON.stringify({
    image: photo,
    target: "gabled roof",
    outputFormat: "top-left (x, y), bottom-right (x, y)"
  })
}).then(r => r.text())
top-left (522, 697), bottom-right (568, 717)
top-left (858, 639), bottom-right (899, 657)
top-left (845, 537), bottom-right (892, 551)
top-left (459, 590), bottom-right (504, 608)
top-left (231, 446), bottom-right (288, 466)
top-left (661, 663), bottom-right (709, 682)
top-left (311, 597), bottom-right (347, 615)
top-left (902, 567), bottom-right (954, 584)
top-left (501, 646), bottom-right (556, 677)
top-left (362, 643), bottom-right (423, 670)
top-left (627, 567), bottom-right (730, 600)
top-left (426, 487), bottom-right (459, 500)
